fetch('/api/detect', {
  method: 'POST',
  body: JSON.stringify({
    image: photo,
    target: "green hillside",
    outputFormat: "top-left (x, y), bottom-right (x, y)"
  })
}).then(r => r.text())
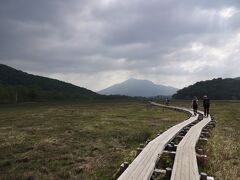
top-left (0, 64), bottom-right (100, 103)
top-left (173, 78), bottom-right (240, 100)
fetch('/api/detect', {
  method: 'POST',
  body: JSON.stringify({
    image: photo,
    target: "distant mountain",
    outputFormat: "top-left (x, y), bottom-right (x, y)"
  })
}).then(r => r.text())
top-left (235, 77), bottom-right (240, 80)
top-left (173, 78), bottom-right (240, 100)
top-left (98, 78), bottom-right (178, 97)
top-left (0, 64), bottom-right (99, 102)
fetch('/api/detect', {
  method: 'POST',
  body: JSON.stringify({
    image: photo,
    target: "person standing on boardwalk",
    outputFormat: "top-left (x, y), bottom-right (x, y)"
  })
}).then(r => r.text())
top-left (203, 95), bottom-right (210, 117)
top-left (192, 96), bottom-right (198, 115)
top-left (165, 98), bottom-right (170, 106)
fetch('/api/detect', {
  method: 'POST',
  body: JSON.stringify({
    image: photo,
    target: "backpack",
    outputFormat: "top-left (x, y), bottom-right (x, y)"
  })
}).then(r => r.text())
top-left (192, 99), bottom-right (198, 106)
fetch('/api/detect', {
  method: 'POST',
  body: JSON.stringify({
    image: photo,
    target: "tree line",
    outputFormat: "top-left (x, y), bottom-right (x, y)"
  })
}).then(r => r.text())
top-left (173, 78), bottom-right (240, 100)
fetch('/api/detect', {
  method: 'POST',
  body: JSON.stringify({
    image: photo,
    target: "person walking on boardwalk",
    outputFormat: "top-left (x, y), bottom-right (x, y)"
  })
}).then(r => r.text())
top-left (203, 95), bottom-right (210, 117)
top-left (192, 96), bottom-right (198, 116)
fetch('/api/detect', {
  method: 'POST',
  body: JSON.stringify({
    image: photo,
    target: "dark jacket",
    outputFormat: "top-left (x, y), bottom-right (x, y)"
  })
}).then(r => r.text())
top-left (192, 99), bottom-right (198, 108)
top-left (203, 98), bottom-right (210, 107)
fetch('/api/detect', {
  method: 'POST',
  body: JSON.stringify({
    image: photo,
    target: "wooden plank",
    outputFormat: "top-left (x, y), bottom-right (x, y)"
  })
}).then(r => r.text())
top-left (170, 113), bottom-right (211, 180)
top-left (118, 102), bottom-right (198, 180)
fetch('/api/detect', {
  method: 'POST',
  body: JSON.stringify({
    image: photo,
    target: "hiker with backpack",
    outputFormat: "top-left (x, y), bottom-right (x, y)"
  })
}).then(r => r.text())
top-left (203, 95), bottom-right (210, 117)
top-left (192, 96), bottom-right (198, 116)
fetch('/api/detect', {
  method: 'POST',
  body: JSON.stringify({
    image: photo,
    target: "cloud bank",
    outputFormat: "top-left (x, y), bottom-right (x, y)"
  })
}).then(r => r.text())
top-left (0, 0), bottom-right (240, 91)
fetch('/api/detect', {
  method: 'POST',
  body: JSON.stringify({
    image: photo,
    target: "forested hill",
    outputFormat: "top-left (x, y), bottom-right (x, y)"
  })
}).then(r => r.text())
top-left (173, 78), bottom-right (240, 100)
top-left (0, 64), bottom-right (99, 102)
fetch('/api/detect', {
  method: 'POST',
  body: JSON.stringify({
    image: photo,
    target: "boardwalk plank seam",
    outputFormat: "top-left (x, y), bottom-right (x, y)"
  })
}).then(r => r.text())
top-left (118, 102), bottom-right (199, 180)
top-left (170, 110), bottom-right (211, 180)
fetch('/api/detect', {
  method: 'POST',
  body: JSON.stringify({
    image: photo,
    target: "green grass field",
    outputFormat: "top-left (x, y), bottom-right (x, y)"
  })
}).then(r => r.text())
top-left (0, 100), bottom-right (187, 180)
top-left (0, 100), bottom-right (239, 180)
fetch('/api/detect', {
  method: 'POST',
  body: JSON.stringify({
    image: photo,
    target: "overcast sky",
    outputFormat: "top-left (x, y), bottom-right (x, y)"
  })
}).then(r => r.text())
top-left (0, 0), bottom-right (240, 91)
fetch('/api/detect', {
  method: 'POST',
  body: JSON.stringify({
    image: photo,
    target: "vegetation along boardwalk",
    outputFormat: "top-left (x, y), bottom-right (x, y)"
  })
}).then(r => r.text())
top-left (118, 102), bottom-right (200, 180)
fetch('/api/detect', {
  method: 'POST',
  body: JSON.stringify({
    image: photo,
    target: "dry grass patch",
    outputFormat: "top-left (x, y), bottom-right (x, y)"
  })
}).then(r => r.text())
top-left (0, 100), bottom-right (186, 180)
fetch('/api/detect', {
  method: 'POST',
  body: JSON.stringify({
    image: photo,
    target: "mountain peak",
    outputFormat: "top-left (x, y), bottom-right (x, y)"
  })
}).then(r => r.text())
top-left (124, 78), bottom-right (155, 85)
top-left (99, 78), bottom-right (178, 97)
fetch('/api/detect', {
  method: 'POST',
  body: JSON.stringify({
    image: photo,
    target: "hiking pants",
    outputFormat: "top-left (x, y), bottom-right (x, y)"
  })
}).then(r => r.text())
top-left (204, 106), bottom-right (209, 116)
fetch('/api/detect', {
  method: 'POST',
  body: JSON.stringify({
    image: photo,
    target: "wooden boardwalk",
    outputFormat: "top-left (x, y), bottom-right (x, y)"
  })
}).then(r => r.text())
top-left (118, 102), bottom-right (199, 180)
top-left (170, 112), bottom-right (212, 180)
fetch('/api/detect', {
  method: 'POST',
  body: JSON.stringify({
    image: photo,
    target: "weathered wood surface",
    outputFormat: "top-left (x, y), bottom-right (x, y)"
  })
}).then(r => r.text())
top-left (118, 102), bottom-right (198, 180)
top-left (170, 113), bottom-right (211, 180)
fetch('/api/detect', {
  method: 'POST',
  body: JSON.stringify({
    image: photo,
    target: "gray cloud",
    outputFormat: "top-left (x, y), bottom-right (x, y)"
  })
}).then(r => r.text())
top-left (0, 0), bottom-right (240, 91)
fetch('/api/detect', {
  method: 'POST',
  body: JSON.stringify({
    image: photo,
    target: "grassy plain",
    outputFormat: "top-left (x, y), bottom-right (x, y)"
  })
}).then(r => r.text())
top-left (168, 100), bottom-right (240, 180)
top-left (0, 100), bottom-right (187, 180)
